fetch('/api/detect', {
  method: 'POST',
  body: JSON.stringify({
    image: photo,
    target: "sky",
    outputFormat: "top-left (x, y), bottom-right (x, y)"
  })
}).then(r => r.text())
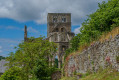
top-left (0, 0), bottom-right (107, 57)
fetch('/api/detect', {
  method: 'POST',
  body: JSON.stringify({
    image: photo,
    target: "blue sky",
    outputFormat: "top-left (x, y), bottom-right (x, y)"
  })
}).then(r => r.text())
top-left (0, 0), bottom-right (107, 57)
top-left (0, 18), bottom-right (48, 57)
top-left (0, 18), bottom-right (79, 57)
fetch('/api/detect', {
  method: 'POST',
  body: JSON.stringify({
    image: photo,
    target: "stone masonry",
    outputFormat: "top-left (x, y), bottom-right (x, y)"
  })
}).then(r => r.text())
top-left (24, 13), bottom-right (74, 69)
top-left (64, 34), bottom-right (119, 76)
top-left (47, 13), bottom-right (74, 68)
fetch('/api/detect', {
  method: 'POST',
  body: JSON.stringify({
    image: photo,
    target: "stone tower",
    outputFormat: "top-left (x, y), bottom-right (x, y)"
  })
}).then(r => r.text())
top-left (47, 13), bottom-right (74, 68)
top-left (24, 25), bottom-right (27, 42)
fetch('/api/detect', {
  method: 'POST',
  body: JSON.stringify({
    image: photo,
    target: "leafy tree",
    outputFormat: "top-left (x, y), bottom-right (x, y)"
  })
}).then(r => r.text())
top-left (64, 34), bottom-right (80, 59)
top-left (70, 34), bottom-right (80, 51)
top-left (5, 36), bottom-right (57, 80)
top-left (78, 0), bottom-right (119, 46)
top-left (0, 56), bottom-right (5, 60)
top-left (32, 59), bottom-right (57, 80)
top-left (64, 0), bottom-right (119, 59)
top-left (55, 58), bottom-right (58, 68)
top-left (0, 67), bottom-right (23, 80)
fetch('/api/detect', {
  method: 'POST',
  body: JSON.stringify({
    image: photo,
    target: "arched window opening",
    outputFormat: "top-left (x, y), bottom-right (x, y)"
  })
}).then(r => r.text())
top-left (56, 28), bottom-right (59, 32)
top-left (61, 28), bottom-right (64, 32)
top-left (54, 55), bottom-right (58, 68)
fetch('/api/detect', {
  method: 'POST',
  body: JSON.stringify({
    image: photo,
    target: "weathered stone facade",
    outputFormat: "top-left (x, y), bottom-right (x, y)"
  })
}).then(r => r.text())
top-left (64, 35), bottom-right (119, 76)
top-left (47, 13), bottom-right (74, 68)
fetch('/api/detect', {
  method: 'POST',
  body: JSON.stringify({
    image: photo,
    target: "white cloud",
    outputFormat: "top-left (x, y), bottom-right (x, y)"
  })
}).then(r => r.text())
top-left (0, 38), bottom-right (21, 56)
top-left (0, 0), bottom-right (108, 25)
top-left (0, 46), bottom-right (2, 53)
top-left (0, 38), bottom-right (19, 43)
top-left (0, 50), bottom-right (2, 53)
top-left (10, 44), bottom-right (15, 47)
top-left (6, 26), bottom-right (21, 30)
top-left (74, 25), bottom-right (82, 34)
top-left (2, 26), bottom-right (39, 33)
top-left (27, 27), bottom-right (39, 33)
top-left (74, 27), bottom-right (81, 34)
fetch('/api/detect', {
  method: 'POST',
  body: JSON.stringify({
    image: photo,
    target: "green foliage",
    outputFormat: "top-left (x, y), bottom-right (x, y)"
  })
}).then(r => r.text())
top-left (5, 36), bottom-right (57, 80)
top-left (0, 67), bottom-right (23, 80)
top-left (60, 77), bottom-right (77, 80)
top-left (76, 72), bottom-right (90, 79)
top-left (80, 68), bottom-right (119, 80)
top-left (55, 58), bottom-right (58, 68)
top-left (70, 34), bottom-right (80, 51)
top-left (66, 0), bottom-right (119, 55)
top-left (32, 59), bottom-right (57, 80)
top-left (64, 34), bottom-right (80, 59)
top-left (63, 0), bottom-right (119, 79)
top-left (0, 56), bottom-right (5, 61)
top-left (91, 61), bottom-right (94, 65)
top-left (6, 52), bottom-right (15, 67)
top-left (64, 48), bottom-right (75, 60)
top-left (79, 0), bottom-right (119, 46)
top-left (73, 70), bottom-right (77, 75)
top-left (61, 68), bottom-right (119, 80)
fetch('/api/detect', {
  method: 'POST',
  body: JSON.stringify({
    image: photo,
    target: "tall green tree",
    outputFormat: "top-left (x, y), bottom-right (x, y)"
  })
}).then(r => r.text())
top-left (78, 0), bottom-right (119, 46)
top-left (5, 36), bottom-right (57, 80)
top-left (65, 0), bottom-right (119, 59)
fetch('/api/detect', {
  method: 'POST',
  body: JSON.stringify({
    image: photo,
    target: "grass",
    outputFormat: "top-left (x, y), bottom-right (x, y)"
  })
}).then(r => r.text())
top-left (60, 68), bottom-right (119, 80)
top-left (99, 27), bottom-right (119, 42)
top-left (60, 77), bottom-right (77, 80)
top-left (80, 68), bottom-right (119, 80)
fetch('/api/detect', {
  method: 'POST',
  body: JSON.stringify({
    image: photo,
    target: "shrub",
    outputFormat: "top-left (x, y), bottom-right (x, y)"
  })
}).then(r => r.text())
top-left (0, 67), bottom-right (23, 80)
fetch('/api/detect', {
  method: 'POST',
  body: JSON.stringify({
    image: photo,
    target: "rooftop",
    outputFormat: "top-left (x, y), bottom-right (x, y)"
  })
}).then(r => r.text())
top-left (0, 59), bottom-right (9, 73)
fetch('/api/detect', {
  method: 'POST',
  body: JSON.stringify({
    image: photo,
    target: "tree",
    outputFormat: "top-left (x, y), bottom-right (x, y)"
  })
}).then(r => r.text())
top-left (70, 34), bottom-right (80, 50)
top-left (64, 34), bottom-right (80, 59)
top-left (77, 0), bottom-right (119, 47)
top-left (0, 56), bottom-right (5, 61)
top-left (64, 0), bottom-right (119, 59)
top-left (32, 59), bottom-right (57, 80)
top-left (0, 67), bottom-right (23, 80)
top-left (6, 36), bottom-right (57, 80)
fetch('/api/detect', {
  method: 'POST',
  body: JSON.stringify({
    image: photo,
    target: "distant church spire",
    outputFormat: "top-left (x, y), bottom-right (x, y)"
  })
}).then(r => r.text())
top-left (24, 25), bottom-right (27, 42)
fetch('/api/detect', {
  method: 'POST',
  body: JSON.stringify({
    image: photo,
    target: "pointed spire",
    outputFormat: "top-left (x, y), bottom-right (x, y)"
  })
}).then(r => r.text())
top-left (24, 25), bottom-right (27, 42)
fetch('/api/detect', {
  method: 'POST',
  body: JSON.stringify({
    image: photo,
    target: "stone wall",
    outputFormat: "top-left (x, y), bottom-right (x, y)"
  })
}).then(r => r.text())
top-left (51, 71), bottom-right (61, 80)
top-left (64, 34), bottom-right (119, 76)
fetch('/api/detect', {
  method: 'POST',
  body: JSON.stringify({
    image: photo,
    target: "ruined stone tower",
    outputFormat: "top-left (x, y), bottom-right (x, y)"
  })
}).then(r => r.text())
top-left (47, 13), bottom-right (74, 68)
top-left (24, 25), bottom-right (27, 42)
